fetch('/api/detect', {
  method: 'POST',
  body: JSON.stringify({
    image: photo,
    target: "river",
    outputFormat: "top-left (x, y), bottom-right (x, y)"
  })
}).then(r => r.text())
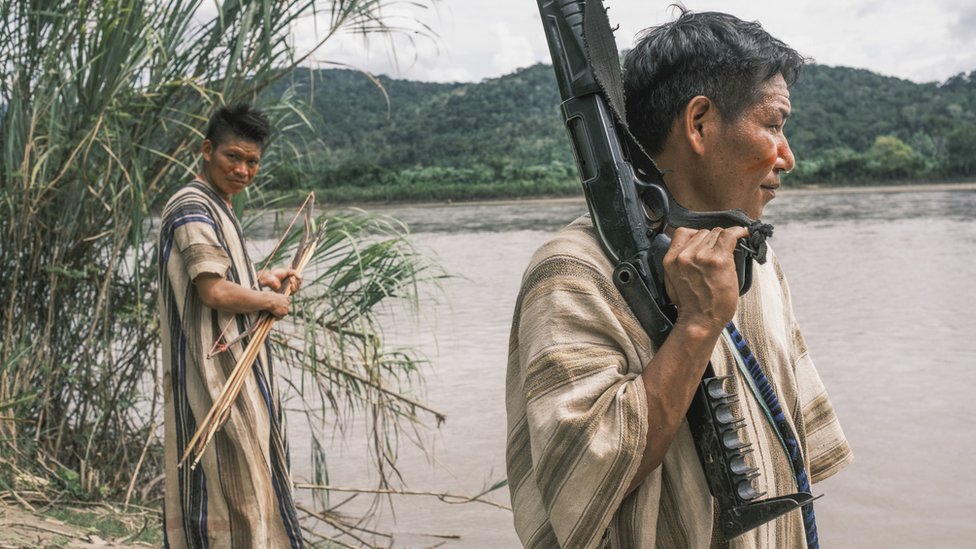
top-left (283, 185), bottom-right (976, 548)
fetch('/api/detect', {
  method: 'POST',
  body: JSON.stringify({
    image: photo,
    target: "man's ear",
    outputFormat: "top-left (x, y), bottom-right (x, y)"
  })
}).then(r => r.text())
top-left (682, 95), bottom-right (715, 156)
top-left (201, 139), bottom-right (214, 162)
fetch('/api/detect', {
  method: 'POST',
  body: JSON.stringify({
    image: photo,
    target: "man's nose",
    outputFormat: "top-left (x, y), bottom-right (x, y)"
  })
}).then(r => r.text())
top-left (776, 139), bottom-right (795, 174)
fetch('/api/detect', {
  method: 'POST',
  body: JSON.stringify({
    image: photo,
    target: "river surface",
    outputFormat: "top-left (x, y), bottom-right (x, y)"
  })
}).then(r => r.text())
top-left (281, 186), bottom-right (976, 548)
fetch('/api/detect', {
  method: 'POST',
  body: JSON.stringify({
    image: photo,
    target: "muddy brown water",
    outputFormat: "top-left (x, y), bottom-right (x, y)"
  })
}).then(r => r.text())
top-left (275, 186), bottom-right (976, 548)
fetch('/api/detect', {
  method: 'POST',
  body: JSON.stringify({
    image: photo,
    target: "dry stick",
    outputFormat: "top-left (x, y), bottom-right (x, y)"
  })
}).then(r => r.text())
top-left (0, 487), bottom-right (36, 513)
top-left (123, 418), bottom-right (156, 507)
top-left (180, 237), bottom-right (319, 469)
top-left (299, 525), bottom-right (361, 549)
top-left (296, 502), bottom-right (392, 540)
top-left (293, 483), bottom-right (512, 511)
top-left (2, 522), bottom-right (77, 538)
top-left (301, 501), bottom-right (459, 548)
top-left (296, 503), bottom-right (381, 547)
top-left (277, 338), bottom-right (447, 424)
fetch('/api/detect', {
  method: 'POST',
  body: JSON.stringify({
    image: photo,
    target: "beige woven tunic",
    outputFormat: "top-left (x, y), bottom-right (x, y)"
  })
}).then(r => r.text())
top-left (506, 216), bottom-right (852, 548)
top-left (158, 181), bottom-right (302, 548)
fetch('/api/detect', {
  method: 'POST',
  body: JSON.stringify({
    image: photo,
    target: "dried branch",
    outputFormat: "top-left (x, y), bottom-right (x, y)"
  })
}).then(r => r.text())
top-left (294, 483), bottom-right (512, 511)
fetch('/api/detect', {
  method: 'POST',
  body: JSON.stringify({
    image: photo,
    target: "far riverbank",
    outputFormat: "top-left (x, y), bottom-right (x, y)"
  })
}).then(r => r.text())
top-left (781, 181), bottom-right (976, 195)
top-left (328, 180), bottom-right (976, 212)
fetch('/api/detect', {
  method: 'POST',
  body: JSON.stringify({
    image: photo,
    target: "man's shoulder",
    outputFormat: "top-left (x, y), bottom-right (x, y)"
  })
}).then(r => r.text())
top-left (527, 215), bottom-right (609, 271)
top-left (161, 180), bottom-right (219, 218)
top-left (753, 243), bottom-right (792, 294)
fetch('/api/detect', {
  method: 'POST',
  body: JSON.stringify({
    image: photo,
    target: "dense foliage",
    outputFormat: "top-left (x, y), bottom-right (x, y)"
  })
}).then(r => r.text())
top-left (790, 65), bottom-right (976, 183)
top-left (0, 1), bottom-right (445, 545)
top-left (275, 63), bottom-right (976, 202)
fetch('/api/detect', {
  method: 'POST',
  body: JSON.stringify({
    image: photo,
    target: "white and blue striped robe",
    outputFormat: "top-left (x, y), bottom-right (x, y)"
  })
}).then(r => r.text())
top-left (506, 216), bottom-right (853, 548)
top-left (157, 180), bottom-right (303, 549)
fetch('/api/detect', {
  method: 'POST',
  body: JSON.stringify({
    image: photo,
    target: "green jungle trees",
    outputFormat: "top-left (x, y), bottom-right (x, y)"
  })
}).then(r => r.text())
top-left (788, 66), bottom-right (976, 184)
top-left (275, 64), bottom-right (976, 203)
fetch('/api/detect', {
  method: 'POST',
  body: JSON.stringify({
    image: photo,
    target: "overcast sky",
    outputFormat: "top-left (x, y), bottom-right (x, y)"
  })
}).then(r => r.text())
top-left (305, 0), bottom-right (976, 84)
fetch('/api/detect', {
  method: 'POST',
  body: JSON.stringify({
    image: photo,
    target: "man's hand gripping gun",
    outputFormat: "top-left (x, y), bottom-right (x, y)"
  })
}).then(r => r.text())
top-left (535, 0), bottom-right (815, 539)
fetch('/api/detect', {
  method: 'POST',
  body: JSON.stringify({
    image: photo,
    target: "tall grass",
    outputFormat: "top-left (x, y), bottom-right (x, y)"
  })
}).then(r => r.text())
top-left (0, 0), bottom-right (445, 540)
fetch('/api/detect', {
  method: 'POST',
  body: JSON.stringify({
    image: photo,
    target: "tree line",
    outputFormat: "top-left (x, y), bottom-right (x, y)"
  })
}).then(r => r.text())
top-left (270, 62), bottom-right (976, 202)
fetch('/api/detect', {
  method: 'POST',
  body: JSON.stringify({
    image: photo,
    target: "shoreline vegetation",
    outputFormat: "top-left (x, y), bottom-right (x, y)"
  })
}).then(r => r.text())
top-left (1, 1), bottom-right (454, 547)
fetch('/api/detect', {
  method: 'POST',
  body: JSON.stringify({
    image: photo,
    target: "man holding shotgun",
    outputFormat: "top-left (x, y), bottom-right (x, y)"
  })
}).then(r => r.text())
top-left (157, 103), bottom-right (304, 548)
top-left (507, 7), bottom-right (852, 548)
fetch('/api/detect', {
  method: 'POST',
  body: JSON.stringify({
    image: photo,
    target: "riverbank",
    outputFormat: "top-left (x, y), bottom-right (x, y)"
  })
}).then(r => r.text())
top-left (783, 181), bottom-right (976, 195)
top-left (0, 502), bottom-right (160, 548)
top-left (336, 180), bottom-right (976, 212)
top-left (160, 180), bottom-right (974, 216)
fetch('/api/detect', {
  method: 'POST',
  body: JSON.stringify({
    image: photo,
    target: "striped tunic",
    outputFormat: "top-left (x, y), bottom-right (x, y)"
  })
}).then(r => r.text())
top-left (157, 181), bottom-right (303, 549)
top-left (506, 216), bottom-right (852, 548)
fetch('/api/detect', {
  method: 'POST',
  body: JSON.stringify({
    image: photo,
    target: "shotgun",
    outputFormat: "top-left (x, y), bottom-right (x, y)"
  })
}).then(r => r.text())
top-left (534, 0), bottom-right (814, 539)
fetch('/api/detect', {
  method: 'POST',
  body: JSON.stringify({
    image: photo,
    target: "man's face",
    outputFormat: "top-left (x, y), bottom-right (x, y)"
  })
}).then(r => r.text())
top-left (686, 74), bottom-right (795, 219)
top-left (201, 136), bottom-right (263, 200)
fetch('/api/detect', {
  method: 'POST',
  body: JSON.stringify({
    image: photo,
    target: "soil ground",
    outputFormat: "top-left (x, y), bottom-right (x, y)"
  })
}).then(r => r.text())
top-left (0, 503), bottom-right (159, 548)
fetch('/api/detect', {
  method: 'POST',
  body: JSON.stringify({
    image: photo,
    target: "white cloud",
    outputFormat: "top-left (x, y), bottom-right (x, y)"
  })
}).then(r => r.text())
top-left (488, 22), bottom-right (540, 74)
top-left (949, 4), bottom-right (976, 44)
top-left (297, 0), bottom-right (974, 84)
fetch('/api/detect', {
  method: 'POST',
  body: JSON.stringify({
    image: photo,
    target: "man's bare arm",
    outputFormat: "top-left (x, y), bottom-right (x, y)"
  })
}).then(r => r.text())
top-left (627, 226), bottom-right (749, 493)
top-left (195, 274), bottom-right (291, 318)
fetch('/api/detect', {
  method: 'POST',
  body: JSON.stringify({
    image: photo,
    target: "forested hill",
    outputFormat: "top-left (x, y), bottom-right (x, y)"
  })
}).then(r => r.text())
top-left (272, 63), bottom-right (976, 202)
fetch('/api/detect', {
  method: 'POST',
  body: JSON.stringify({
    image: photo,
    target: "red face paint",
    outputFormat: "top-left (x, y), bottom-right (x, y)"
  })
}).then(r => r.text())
top-left (745, 152), bottom-right (778, 174)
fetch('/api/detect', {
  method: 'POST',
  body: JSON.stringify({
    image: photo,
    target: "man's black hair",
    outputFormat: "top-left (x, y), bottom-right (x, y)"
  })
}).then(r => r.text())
top-left (623, 7), bottom-right (806, 155)
top-left (204, 102), bottom-right (272, 149)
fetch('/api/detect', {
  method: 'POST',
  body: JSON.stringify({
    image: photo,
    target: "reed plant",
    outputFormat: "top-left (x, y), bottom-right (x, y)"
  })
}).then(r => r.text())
top-left (0, 0), bottom-right (446, 542)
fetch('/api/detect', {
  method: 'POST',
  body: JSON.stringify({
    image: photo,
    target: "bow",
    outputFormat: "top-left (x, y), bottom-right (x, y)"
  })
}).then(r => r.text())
top-left (180, 192), bottom-right (326, 469)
